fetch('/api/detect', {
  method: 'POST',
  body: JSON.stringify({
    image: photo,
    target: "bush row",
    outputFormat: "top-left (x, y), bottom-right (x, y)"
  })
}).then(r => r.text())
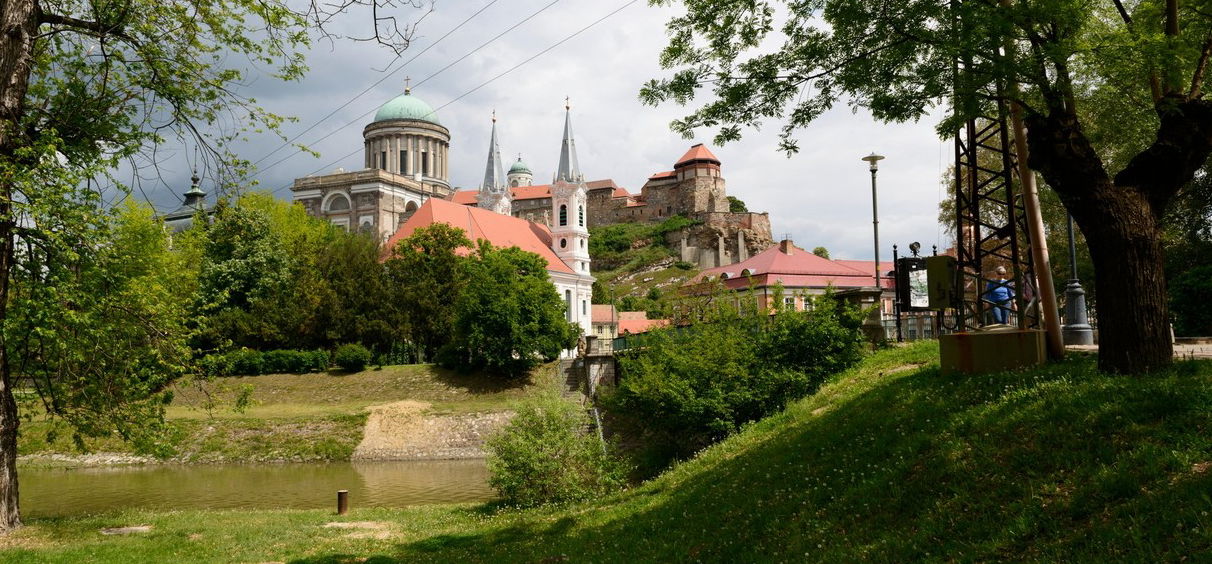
top-left (199, 348), bottom-right (333, 377)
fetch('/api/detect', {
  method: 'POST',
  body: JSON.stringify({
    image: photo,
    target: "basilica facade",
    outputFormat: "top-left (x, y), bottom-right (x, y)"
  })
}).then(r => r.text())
top-left (291, 90), bottom-right (596, 342)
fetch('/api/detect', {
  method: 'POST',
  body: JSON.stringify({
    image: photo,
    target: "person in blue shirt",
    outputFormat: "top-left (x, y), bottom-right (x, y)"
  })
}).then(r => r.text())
top-left (984, 266), bottom-right (1014, 324)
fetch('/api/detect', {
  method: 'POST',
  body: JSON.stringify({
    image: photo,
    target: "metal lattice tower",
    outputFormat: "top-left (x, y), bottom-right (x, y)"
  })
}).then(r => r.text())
top-left (952, 103), bottom-right (1041, 331)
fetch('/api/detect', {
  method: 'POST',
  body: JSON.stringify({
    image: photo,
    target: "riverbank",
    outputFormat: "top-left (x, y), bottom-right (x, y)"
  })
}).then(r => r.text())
top-left (7, 344), bottom-right (1211, 562)
top-left (18, 362), bottom-right (552, 466)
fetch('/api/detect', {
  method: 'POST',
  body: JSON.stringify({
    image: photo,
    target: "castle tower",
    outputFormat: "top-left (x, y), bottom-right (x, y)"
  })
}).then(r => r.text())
top-left (476, 113), bottom-right (512, 216)
top-left (507, 155), bottom-right (533, 187)
top-left (550, 101), bottom-right (590, 275)
top-left (673, 143), bottom-right (728, 213)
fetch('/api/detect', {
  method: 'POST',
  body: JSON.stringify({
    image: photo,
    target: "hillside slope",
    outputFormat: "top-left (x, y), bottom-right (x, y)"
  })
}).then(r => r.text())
top-left (6, 344), bottom-right (1211, 562)
top-left (389, 342), bottom-right (1212, 562)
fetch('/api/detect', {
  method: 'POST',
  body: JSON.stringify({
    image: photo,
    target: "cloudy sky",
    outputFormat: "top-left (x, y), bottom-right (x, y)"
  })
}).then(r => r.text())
top-left (147, 0), bottom-right (953, 261)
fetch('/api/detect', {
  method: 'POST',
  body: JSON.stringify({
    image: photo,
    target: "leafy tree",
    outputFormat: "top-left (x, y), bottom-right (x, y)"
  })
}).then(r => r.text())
top-left (6, 203), bottom-right (191, 488)
top-left (605, 293), bottom-right (864, 463)
top-left (439, 242), bottom-right (579, 377)
top-left (727, 195), bottom-right (748, 213)
top-left (0, 0), bottom-right (428, 529)
top-left (192, 202), bottom-right (295, 351)
top-left (643, 0), bottom-right (1212, 373)
top-left (486, 393), bottom-right (627, 507)
top-left (812, 246), bottom-right (830, 259)
top-left (385, 223), bottom-right (472, 362)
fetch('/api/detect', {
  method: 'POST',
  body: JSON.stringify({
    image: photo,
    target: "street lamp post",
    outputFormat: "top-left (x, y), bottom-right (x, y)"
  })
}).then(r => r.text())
top-left (861, 153), bottom-right (885, 288)
top-left (1062, 214), bottom-right (1094, 345)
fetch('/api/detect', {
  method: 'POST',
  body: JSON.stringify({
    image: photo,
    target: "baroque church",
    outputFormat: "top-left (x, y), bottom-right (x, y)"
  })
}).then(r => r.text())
top-left (289, 89), bottom-right (595, 340)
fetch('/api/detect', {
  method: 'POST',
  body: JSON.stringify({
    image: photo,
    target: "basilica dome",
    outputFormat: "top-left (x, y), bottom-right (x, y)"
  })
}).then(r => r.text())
top-left (509, 158), bottom-right (531, 174)
top-left (373, 91), bottom-right (441, 125)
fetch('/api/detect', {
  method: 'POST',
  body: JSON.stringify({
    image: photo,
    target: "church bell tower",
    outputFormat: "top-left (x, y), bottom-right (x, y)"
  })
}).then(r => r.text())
top-left (550, 100), bottom-right (590, 274)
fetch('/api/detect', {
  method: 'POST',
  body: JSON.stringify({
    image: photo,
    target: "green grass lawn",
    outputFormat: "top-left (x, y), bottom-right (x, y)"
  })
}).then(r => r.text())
top-left (7, 343), bottom-right (1212, 562)
top-left (19, 363), bottom-right (557, 464)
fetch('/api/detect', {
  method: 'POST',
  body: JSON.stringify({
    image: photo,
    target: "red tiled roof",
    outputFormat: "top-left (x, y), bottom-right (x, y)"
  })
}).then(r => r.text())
top-left (692, 242), bottom-right (894, 290)
top-left (618, 311), bottom-right (647, 321)
top-left (384, 198), bottom-right (572, 274)
top-left (675, 143), bottom-right (720, 167)
top-left (591, 305), bottom-right (617, 324)
top-left (619, 318), bottom-right (670, 335)
top-left (647, 170), bottom-right (676, 181)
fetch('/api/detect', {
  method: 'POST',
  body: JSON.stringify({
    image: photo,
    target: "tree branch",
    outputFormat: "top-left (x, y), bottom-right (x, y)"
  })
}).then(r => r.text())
top-left (1190, 33), bottom-right (1212, 99)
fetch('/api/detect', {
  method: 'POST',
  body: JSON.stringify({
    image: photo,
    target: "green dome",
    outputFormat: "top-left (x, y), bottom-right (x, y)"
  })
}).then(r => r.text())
top-left (373, 91), bottom-right (441, 125)
top-left (509, 158), bottom-right (531, 175)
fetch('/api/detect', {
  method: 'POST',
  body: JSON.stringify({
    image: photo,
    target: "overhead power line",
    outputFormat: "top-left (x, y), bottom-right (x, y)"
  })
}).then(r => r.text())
top-left (269, 0), bottom-right (641, 197)
top-left (257, 0), bottom-right (563, 178)
top-left (252, 0), bottom-right (502, 168)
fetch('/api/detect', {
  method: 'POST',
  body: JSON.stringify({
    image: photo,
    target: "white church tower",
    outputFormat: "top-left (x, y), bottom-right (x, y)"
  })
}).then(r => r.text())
top-left (476, 113), bottom-right (512, 216)
top-left (550, 100), bottom-right (591, 275)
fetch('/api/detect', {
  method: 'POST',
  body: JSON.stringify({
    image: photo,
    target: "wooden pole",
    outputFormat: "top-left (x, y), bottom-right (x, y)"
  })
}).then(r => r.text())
top-left (336, 490), bottom-right (349, 515)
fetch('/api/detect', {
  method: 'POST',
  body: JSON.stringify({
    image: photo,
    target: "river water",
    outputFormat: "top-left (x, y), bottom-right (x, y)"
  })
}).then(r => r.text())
top-left (19, 459), bottom-right (494, 518)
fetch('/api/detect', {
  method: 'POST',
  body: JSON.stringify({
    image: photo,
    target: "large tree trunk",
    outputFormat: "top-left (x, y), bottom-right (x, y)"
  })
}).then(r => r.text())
top-left (0, 0), bottom-right (39, 532)
top-left (1080, 183), bottom-right (1173, 373)
top-left (1025, 99), bottom-right (1212, 374)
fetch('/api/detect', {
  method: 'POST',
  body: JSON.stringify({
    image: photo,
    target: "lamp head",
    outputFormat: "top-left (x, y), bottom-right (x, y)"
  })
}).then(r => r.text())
top-left (861, 152), bottom-right (885, 171)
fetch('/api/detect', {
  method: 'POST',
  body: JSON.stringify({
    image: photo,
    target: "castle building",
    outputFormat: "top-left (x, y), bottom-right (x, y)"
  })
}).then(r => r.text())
top-left (290, 87), bottom-right (453, 239)
top-left (452, 143), bottom-right (774, 268)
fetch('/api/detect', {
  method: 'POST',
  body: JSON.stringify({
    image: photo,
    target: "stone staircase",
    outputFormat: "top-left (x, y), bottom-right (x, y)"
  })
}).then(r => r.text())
top-left (557, 358), bottom-right (586, 402)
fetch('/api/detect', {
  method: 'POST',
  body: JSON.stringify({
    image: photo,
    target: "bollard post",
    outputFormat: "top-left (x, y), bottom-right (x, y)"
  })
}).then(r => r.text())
top-left (336, 490), bottom-right (349, 515)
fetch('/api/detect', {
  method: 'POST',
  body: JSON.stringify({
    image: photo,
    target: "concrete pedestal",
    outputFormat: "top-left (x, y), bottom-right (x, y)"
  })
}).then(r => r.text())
top-left (939, 328), bottom-right (1046, 376)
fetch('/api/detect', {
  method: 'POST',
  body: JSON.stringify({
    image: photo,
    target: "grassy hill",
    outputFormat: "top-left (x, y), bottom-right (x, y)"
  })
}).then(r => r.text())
top-left (7, 342), bottom-right (1212, 562)
top-left (18, 363), bottom-right (557, 465)
top-left (588, 217), bottom-right (701, 315)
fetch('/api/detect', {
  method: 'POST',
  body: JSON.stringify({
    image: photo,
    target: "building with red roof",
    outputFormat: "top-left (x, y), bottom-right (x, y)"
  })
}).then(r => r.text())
top-left (687, 238), bottom-right (897, 330)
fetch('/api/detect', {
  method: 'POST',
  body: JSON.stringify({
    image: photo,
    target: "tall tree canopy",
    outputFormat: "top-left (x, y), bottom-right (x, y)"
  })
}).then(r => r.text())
top-left (0, 0), bottom-right (427, 531)
top-left (644, 0), bottom-right (1212, 374)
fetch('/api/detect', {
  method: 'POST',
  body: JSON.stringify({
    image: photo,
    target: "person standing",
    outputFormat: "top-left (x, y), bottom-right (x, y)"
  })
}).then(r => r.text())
top-left (984, 266), bottom-right (1015, 325)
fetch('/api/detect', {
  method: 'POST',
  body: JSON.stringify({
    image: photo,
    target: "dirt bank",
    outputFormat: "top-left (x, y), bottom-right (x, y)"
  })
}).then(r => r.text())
top-left (351, 400), bottom-right (512, 460)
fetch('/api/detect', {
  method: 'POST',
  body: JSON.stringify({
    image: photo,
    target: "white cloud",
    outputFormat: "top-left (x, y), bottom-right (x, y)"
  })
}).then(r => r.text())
top-left (148, 0), bottom-right (951, 260)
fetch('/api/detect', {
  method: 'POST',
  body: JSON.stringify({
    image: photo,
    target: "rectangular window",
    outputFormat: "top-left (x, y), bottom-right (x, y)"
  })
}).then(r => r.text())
top-left (582, 300), bottom-right (587, 316)
top-left (400, 150), bottom-right (407, 174)
top-left (379, 151), bottom-right (387, 169)
top-left (422, 151), bottom-right (430, 175)
top-left (785, 297), bottom-right (796, 310)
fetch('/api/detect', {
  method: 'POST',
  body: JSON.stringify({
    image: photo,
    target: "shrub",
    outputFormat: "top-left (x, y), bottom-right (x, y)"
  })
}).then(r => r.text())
top-left (198, 348), bottom-right (329, 377)
top-left (228, 348), bottom-right (264, 376)
top-left (674, 261), bottom-right (696, 270)
top-left (262, 349), bottom-right (329, 374)
top-left (333, 343), bottom-right (373, 372)
top-left (486, 394), bottom-right (627, 507)
top-left (604, 292), bottom-right (865, 465)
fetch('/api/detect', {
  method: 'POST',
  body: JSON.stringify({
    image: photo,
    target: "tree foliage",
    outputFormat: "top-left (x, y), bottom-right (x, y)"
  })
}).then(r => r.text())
top-left (438, 242), bottom-right (580, 377)
top-left (486, 393), bottom-right (627, 507)
top-left (605, 292), bottom-right (865, 463)
top-left (7, 202), bottom-right (191, 456)
top-left (385, 223), bottom-right (472, 361)
top-left (644, 0), bottom-right (1212, 373)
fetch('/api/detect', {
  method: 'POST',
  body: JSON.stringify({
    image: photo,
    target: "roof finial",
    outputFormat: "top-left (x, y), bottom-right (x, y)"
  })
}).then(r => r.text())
top-left (492, 108), bottom-right (496, 123)
top-left (404, 76), bottom-right (412, 95)
top-left (565, 95), bottom-right (570, 111)
top-left (191, 168), bottom-right (200, 187)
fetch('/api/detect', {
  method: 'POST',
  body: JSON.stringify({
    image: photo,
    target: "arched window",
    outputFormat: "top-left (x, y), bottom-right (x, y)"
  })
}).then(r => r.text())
top-left (578, 205), bottom-right (585, 226)
top-left (559, 204), bottom-right (567, 226)
top-left (565, 290), bottom-right (572, 321)
top-left (326, 193), bottom-right (351, 212)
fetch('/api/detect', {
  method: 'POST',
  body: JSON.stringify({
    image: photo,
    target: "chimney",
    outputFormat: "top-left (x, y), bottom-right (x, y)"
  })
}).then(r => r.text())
top-left (779, 239), bottom-right (794, 254)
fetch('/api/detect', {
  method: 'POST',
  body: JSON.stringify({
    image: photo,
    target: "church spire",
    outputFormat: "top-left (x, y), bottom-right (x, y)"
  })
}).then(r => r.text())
top-left (480, 110), bottom-right (506, 194)
top-left (556, 97), bottom-right (581, 183)
top-left (477, 112), bottom-right (512, 216)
